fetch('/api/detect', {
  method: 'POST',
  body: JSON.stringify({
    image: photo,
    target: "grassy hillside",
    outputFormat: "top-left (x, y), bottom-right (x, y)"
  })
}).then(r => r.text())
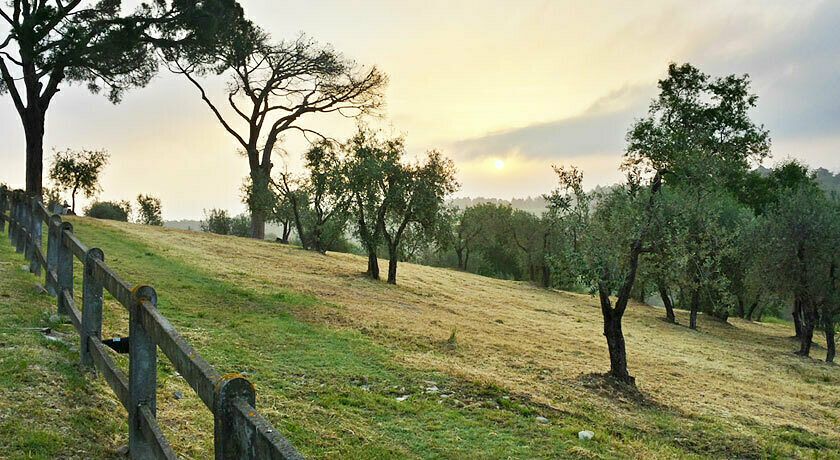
top-left (2, 217), bottom-right (839, 459)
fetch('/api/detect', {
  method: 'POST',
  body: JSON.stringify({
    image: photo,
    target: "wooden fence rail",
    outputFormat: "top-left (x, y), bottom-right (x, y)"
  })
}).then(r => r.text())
top-left (0, 186), bottom-right (303, 460)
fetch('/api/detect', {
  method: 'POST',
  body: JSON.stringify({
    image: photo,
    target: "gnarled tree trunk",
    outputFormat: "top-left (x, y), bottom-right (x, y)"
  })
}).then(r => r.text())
top-left (387, 243), bottom-right (398, 285)
top-left (602, 305), bottom-right (634, 385)
top-left (689, 288), bottom-right (700, 330)
top-left (367, 252), bottom-right (380, 280)
top-left (796, 301), bottom-right (816, 357)
top-left (658, 283), bottom-right (676, 323)
top-left (793, 297), bottom-right (803, 338)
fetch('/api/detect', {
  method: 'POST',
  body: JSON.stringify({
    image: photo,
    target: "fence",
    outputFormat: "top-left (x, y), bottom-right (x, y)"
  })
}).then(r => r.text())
top-left (0, 186), bottom-right (303, 460)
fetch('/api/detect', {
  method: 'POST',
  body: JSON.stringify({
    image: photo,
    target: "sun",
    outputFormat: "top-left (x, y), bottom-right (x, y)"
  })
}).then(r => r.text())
top-left (494, 159), bottom-right (505, 170)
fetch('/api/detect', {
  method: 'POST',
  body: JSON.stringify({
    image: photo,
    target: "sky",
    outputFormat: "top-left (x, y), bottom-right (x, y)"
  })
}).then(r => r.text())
top-left (1, 0), bottom-right (839, 219)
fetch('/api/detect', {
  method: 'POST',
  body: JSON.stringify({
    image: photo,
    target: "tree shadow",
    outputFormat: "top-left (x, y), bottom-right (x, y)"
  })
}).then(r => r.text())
top-left (577, 372), bottom-right (663, 409)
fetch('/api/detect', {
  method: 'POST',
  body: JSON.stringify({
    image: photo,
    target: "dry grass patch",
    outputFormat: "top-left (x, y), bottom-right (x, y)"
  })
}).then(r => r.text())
top-left (82, 218), bottom-right (839, 445)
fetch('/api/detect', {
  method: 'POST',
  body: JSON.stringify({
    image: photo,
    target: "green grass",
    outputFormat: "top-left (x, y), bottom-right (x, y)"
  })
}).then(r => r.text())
top-left (0, 241), bottom-right (125, 459)
top-left (1, 220), bottom-right (839, 459)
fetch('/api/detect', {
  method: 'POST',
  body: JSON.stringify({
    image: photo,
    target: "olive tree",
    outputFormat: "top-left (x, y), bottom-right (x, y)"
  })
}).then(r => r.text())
top-left (344, 127), bottom-right (404, 279)
top-left (380, 150), bottom-right (458, 284)
top-left (277, 141), bottom-right (351, 253)
top-left (625, 62), bottom-right (770, 330)
top-left (757, 185), bottom-right (838, 358)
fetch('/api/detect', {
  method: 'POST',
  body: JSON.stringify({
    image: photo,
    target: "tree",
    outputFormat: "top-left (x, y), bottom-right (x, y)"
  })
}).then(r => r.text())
top-left (277, 142), bottom-right (351, 253)
top-left (171, 31), bottom-right (386, 239)
top-left (625, 62), bottom-right (770, 330)
top-left (579, 173), bottom-right (662, 386)
top-left (345, 127), bottom-right (404, 280)
top-left (0, 0), bottom-right (245, 199)
top-left (136, 194), bottom-right (163, 226)
top-left (439, 206), bottom-right (484, 271)
top-left (757, 184), bottom-right (836, 357)
top-left (229, 213), bottom-right (251, 237)
top-left (380, 150), bottom-right (458, 284)
top-left (268, 189), bottom-right (295, 244)
top-left (544, 165), bottom-right (590, 290)
top-left (509, 209), bottom-right (550, 286)
top-left (48, 149), bottom-right (109, 213)
top-left (201, 208), bottom-right (231, 235)
top-left (760, 185), bottom-right (839, 358)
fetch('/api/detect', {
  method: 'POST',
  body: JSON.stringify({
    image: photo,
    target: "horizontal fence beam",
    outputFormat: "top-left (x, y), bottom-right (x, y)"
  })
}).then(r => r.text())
top-left (139, 405), bottom-right (178, 460)
top-left (90, 257), bottom-right (134, 310)
top-left (61, 289), bottom-right (83, 336)
top-left (139, 299), bottom-right (221, 410)
top-left (89, 338), bottom-right (131, 409)
top-left (62, 228), bottom-right (88, 262)
top-left (232, 398), bottom-right (304, 460)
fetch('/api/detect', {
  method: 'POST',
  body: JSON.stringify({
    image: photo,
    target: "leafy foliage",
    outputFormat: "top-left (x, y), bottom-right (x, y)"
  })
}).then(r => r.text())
top-left (136, 194), bottom-right (163, 226)
top-left (48, 149), bottom-right (109, 213)
top-left (84, 200), bottom-right (131, 222)
top-left (200, 208), bottom-right (232, 235)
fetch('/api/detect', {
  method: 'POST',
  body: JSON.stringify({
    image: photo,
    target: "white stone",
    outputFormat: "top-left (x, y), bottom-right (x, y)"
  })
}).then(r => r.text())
top-left (578, 430), bottom-right (595, 441)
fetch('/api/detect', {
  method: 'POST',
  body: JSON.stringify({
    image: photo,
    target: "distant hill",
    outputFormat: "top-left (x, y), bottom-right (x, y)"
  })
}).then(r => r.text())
top-left (164, 219), bottom-right (202, 231)
top-left (755, 165), bottom-right (840, 194)
top-left (163, 219), bottom-right (288, 239)
top-left (449, 196), bottom-right (548, 213)
top-left (814, 167), bottom-right (840, 194)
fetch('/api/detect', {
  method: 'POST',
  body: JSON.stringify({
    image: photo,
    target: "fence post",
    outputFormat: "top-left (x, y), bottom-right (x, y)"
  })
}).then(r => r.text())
top-left (15, 194), bottom-right (26, 254)
top-left (45, 215), bottom-right (61, 296)
top-left (0, 186), bottom-right (7, 233)
top-left (129, 286), bottom-right (158, 459)
top-left (29, 196), bottom-right (42, 276)
top-left (214, 375), bottom-right (257, 459)
top-left (81, 248), bottom-right (105, 368)
top-left (25, 197), bottom-right (35, 265)
top-left (8, 191), bottom-right (17, 245)
top-left (56, 220), bottom-right (74, 315)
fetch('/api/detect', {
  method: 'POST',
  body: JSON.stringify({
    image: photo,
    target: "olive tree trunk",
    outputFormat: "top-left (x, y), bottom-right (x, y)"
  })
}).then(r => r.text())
top-left (658, 283), bottom-right (676, 323)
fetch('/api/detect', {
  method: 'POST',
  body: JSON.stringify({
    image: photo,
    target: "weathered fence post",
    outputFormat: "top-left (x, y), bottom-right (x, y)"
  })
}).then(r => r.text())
top-left (7, 191), bottom-right (16, 244)
top-left (81, 248), bottom-right (105, 368)
top-left (29, 196), bottom-right (42, 276)
top-left (56, 220), bottom-right (74, 315)
top-left (0, 186), bottom-right (7, 233)
top-left (129, 286), bottom-right (158, 459)
top-left (15, 194), bottom-right (26, 254)
top-left (45, 215), bottom-right (61, 296)
top-left (215, 375), bottom-right (257, 459)
top-left (23, 198), bottom-right (35, 266)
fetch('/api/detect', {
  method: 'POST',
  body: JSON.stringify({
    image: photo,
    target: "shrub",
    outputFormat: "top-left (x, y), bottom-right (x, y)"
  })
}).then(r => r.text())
top-left (200, 208), bottom-right (231, 235)
top-left (85, 200), bottom-right (131, 221)
top-left (230, 214), bottom-right (252, 237)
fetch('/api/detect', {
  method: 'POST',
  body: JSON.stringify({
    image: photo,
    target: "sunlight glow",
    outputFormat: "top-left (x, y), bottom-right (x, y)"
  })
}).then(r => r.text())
top-left (495, 159), bottom-right (505, 170)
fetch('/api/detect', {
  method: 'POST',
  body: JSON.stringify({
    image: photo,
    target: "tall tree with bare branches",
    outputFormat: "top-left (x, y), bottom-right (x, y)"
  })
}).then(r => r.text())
top-left (170, 32), bottom-right (386, 239)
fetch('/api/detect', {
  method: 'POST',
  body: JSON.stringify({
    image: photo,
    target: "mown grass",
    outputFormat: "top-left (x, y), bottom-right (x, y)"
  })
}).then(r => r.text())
top-left (0, 240), bottom-right (125, 459)
top-left (1, 218), bottom-right (839, 459)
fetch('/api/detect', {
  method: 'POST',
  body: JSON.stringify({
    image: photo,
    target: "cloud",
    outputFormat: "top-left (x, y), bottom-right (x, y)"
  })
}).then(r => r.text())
top-left (449, 85), bottom-right (652, 161)
top-left (449, 1), bottom-right (840, 173)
